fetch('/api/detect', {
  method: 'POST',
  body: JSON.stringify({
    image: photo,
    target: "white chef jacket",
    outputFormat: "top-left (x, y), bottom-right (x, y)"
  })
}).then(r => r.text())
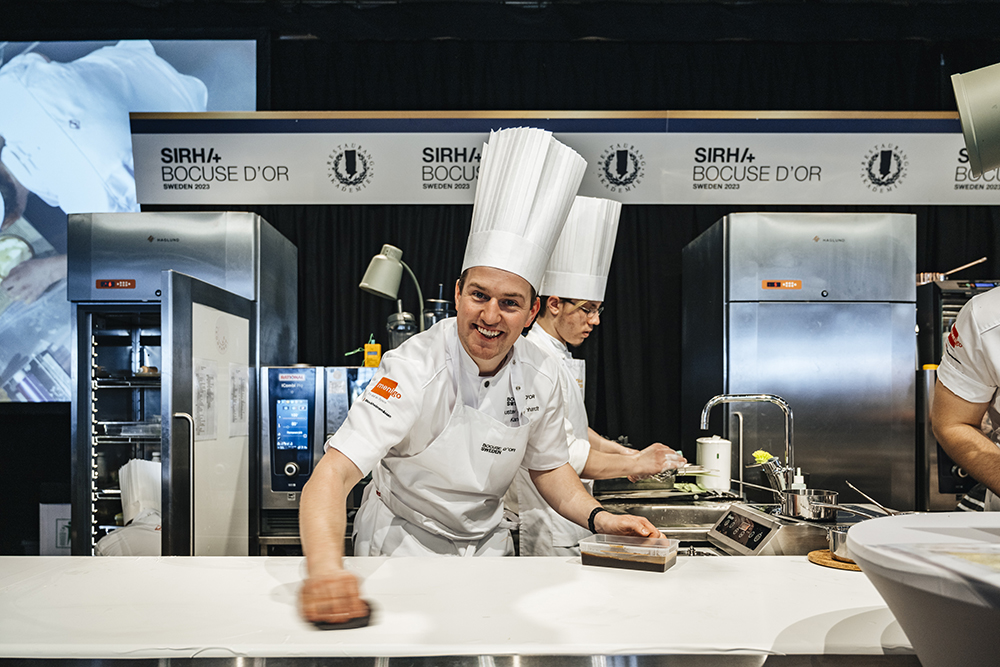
top-left (94, 509), bottom-right (161, 556)
top-left (512, 325), bottom-right (596, 555)
top-left (937, 286), bottom-right (1000, 511)
top-left (0, 40), bottom-right (207, 215)
top-left (328, 317), bottom-right (570, 546)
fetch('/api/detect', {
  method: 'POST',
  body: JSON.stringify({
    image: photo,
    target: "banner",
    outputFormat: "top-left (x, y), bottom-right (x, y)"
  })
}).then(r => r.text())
top-left (130, 112), bottom-right (1000, 206)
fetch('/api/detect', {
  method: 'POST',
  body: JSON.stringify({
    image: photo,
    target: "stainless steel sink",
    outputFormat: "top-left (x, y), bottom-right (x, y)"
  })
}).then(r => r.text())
top-left (600, 501), bottom-right (732, 543)
top-left (599, 500), bottom-right (831, 555)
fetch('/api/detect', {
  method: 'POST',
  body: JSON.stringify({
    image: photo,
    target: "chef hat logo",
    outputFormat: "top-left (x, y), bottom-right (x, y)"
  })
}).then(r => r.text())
top-left (462, 127), bottom-right (587, 291)
top-left (539, 196), bottom-right (622, 302)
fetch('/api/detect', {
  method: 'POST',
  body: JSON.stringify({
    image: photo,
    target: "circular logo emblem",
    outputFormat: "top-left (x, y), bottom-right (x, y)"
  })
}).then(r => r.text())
top-left (598, 143), bottom-right (645, 193)
top-left (860, 143), bottom-right (908, 192)
top-left (328, 143), bottom-right (374, 192)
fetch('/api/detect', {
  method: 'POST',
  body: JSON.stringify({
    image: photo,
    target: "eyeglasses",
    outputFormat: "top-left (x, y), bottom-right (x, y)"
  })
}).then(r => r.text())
top-left (562, 299), bottom-right (604, 321)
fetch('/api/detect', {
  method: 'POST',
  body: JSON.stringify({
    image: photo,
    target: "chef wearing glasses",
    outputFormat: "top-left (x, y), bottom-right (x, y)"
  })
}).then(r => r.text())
top-left (512, 196), bottom-right (686, 557)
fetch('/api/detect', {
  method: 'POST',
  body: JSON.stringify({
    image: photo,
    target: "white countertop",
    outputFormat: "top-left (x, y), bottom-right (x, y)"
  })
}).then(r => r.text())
top-left (0, 554), bottom-right (911, 659)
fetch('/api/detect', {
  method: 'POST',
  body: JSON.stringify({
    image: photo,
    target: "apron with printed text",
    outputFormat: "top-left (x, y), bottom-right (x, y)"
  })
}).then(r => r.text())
top-left (354, 341), bottom-right (533, 556)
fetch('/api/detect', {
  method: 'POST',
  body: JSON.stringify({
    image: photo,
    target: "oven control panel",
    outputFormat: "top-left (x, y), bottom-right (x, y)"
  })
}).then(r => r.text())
top-left (707, 504), bottom-right (784, 556)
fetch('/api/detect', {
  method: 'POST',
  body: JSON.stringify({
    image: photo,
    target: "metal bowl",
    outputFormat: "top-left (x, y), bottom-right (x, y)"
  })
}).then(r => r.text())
top-left (827, 525), bottom-right (854, 563)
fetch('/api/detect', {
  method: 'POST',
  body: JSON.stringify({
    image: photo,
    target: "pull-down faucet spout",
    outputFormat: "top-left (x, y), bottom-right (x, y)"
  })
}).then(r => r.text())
top-left (700, 394), bottom-right (794, 482)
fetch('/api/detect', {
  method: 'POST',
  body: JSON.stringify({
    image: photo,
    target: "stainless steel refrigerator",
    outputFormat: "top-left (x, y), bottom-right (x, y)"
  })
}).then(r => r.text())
top-left (68, 211), bottom-right (297, 555)
top-left (681, 212), bottom-right (917, 510)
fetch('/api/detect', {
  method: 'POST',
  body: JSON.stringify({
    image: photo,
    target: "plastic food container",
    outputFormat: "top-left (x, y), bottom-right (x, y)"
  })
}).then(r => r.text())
top-left (579, 534), bottom-right (680, 572)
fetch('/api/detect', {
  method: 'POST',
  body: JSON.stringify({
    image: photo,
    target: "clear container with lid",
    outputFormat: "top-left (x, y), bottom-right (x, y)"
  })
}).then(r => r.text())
top-left (579, 534), bottom-right (680, 572)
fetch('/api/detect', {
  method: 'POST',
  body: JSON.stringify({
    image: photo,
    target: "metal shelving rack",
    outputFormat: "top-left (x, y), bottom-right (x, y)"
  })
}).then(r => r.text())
top-left (80, 311), bottom-right (162, 554)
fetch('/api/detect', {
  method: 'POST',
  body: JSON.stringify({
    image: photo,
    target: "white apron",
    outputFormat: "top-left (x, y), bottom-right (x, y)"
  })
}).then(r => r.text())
top-left (354, 349), bottom-right (532, 556)
top-left (516, 329), bottom-right (595, 556)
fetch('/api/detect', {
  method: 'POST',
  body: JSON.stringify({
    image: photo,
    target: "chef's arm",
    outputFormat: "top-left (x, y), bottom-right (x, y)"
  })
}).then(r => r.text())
top-left (529, 463), bottom-right (663, 538)
top-left (298, 448), bottom-right (368, 623)
top-left (580, 443), bottom-right (685, 480)
top-left (588, 429), bottom-right (635, 455)
top-left (932, 379), bottom-right (1000, 496)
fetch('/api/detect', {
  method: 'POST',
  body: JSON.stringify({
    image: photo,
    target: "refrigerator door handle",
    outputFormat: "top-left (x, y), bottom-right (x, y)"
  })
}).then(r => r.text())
top-left (173, 412), bottom-right (195, 554)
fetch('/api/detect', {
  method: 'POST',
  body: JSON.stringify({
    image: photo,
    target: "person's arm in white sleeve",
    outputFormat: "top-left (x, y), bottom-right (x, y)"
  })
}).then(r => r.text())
top-left (934, 294), bottom-right (1000, 497)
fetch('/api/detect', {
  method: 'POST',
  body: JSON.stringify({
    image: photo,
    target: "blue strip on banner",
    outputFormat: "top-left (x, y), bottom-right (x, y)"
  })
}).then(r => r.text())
top-left (130, 117), bottom-right (670, 135)
top-left (665, 118), bottom-right (962, 134)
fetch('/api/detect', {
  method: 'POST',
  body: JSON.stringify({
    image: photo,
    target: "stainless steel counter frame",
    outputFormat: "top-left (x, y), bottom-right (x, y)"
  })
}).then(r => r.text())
top-left (0, 656), bottom-right (922, 667)
top-left (0, 556), bottom-right (917, 666)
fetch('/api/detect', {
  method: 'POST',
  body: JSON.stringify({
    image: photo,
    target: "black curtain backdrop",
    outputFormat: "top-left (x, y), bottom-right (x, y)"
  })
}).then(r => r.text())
top-left (9, 0), bottom-right (1000, 550)
top-left (255, 34), bottom-right (1000, 450)
top-left (183, 198), bottom-right (1000, 451)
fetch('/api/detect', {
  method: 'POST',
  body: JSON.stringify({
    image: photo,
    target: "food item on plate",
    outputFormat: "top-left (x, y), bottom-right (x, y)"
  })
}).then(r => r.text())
top-left (0, 234), bottom-right (33, 283)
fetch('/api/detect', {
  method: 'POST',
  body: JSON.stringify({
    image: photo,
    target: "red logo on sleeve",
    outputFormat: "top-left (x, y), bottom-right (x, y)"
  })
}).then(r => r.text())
top-left (948, 324), bottom-right (963, 349)
top-left (371, 377), bottom-right (402, 399)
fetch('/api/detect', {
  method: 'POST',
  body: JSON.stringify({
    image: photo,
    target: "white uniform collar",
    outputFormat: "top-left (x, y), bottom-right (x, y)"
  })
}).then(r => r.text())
top-left (527, 323), bottom-right (571, 360)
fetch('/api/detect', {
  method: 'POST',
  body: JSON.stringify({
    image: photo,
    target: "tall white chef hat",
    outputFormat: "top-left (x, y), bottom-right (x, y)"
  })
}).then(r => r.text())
top-left (462, 127), bottom-right (587, 292)
top-left (539, 196), bottom-right (622, 302)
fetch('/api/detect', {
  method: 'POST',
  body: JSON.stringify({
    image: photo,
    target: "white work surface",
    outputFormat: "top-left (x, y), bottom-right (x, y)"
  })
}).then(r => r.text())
top-left (0, 555), bottom-right (912, 659)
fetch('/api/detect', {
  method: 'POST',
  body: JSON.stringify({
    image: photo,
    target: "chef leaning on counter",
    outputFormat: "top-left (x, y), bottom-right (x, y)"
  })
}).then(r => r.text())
top-left (933, 286), bottom-right (1000, 511)
top-left (510, 195), bottom-right (686, 557)
top-left (298, 127), bottom-right (676, 626)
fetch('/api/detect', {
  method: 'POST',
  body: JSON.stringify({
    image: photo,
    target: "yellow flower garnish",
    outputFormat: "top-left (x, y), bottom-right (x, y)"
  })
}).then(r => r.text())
top-left (752, 450), bottom-right (775, 464)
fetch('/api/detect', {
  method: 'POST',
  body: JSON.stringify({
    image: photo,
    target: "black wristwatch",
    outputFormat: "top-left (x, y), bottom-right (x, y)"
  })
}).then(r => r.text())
top-left (588, 506), bottom-right (611, 533)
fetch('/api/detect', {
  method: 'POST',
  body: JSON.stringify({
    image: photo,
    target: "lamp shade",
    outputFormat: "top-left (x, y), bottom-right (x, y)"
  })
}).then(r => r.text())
top-left (952, 61), bottom-right (1000, 177)
top-left (359, 244), bottom-right (403, 300)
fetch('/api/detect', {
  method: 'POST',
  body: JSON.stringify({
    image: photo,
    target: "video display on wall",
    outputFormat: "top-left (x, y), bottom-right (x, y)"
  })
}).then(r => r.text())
top-left (0, 39), bottom-right (257, 401)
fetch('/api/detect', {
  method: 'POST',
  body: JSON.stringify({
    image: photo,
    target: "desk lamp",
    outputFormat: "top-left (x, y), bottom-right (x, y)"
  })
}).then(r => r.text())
top-left (953, 62), bottom-right (1000, 178)
top-left (359, 244), bottom-right (425, 332)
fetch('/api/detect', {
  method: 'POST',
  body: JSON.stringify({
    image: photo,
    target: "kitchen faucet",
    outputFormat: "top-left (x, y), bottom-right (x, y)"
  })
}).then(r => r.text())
top-left (700, 394), bottom-right (795, 491)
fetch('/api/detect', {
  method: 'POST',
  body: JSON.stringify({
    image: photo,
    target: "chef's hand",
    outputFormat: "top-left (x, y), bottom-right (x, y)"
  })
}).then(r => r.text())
top-left (593, 511), bottom-right (664, 539)
top-left (299, 569), bottom-right (368, 624)
top-left (627, 443), bottom-right (686, 482)
top-left (1, 255), bottom-right (67, 304)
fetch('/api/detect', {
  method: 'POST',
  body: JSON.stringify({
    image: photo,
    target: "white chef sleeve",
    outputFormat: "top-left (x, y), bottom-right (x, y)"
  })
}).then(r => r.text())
top-left (565, 421), bottom-right (591, 475)
top-left (325, 354), bottom-right (423, 476)
top-left (938, 295), bottom-right (1000, 404)
top-left (522, 359), bottom-right (572, 472)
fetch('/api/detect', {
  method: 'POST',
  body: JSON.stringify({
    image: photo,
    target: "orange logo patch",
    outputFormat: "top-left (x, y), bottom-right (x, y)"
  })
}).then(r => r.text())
top-left (371, 377), bottom-right (402, 399)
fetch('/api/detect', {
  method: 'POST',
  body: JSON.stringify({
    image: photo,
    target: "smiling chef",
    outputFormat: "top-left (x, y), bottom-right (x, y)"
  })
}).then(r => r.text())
top-left (298, 127), bottom-right (664, 625)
